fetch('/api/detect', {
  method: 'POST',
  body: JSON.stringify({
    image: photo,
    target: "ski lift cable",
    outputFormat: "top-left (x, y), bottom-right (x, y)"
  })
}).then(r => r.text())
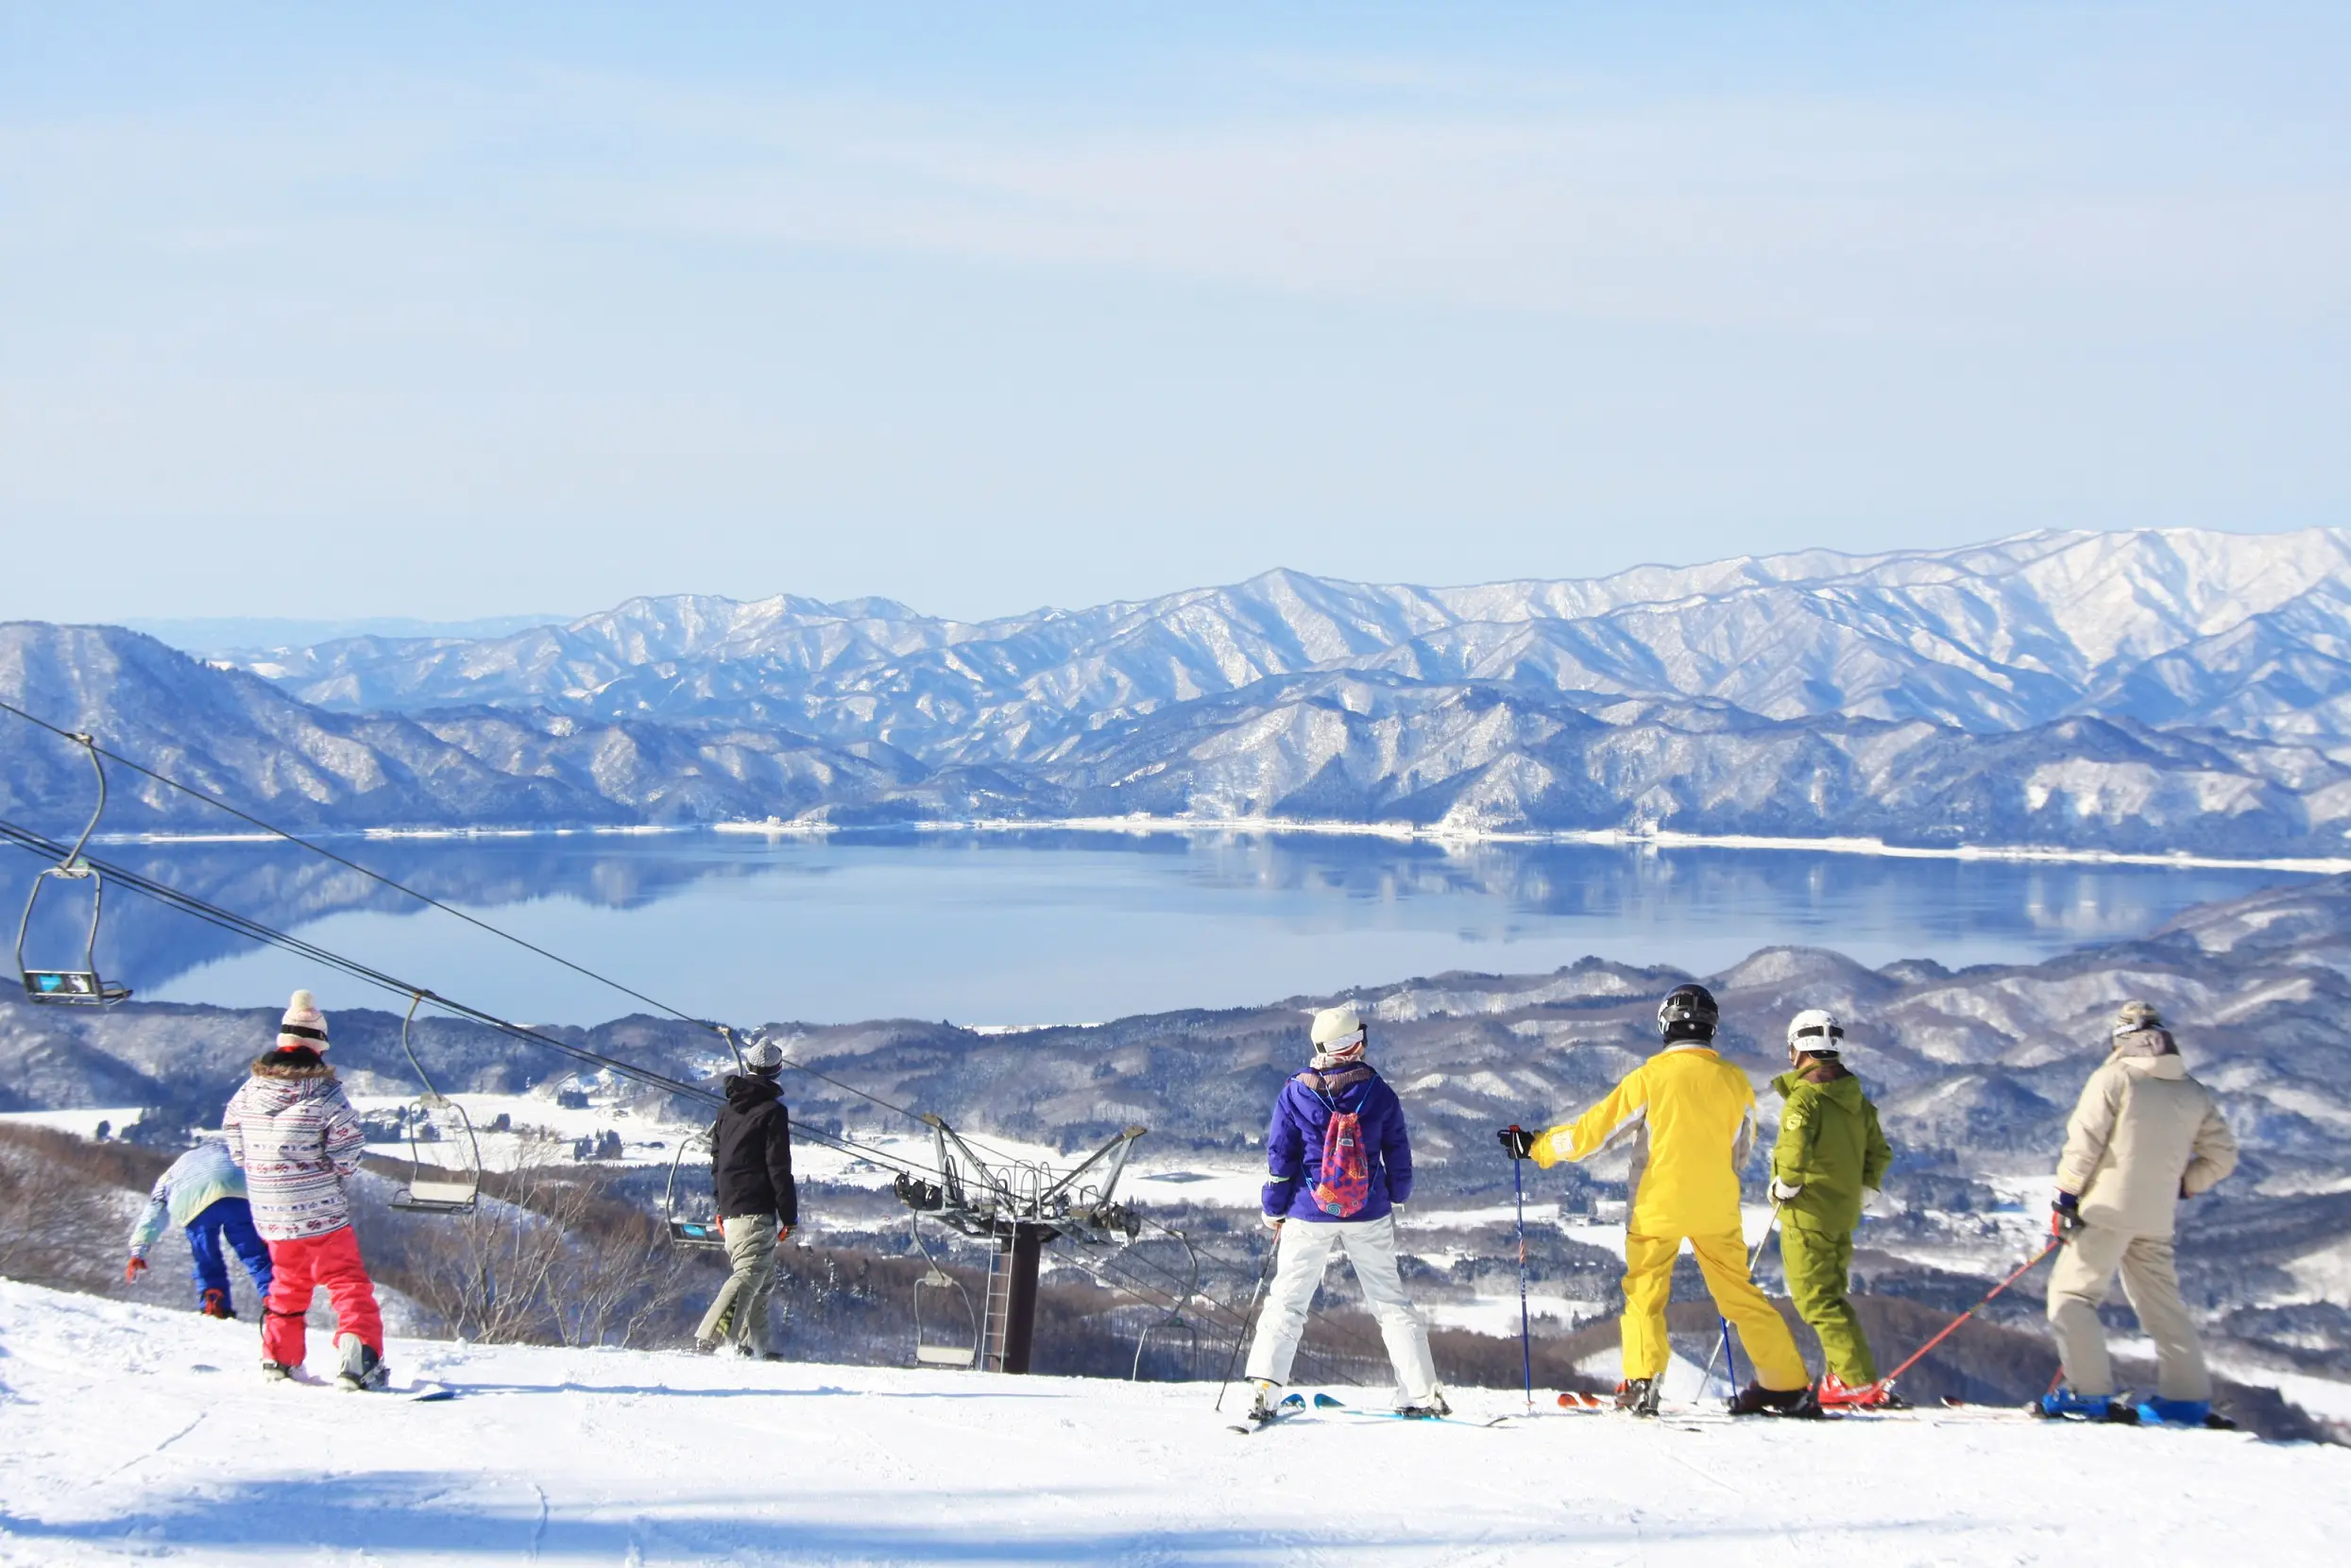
top-left (1, 705), bottom-right (1384, 1359)
top-left (0, 698), bottom-right (727, 1033)
top-left (0, 696), bottom-right (1026, 1158)
top-left (3, 799), bottom-right (1396, 1371)
top-left (5, 814), bottom-right (1372, 1377)
top-left (0, 816), bottom-right (961, 1186)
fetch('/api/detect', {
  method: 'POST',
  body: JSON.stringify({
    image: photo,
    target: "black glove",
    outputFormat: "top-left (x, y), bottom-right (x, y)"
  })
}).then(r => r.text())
top-left (2051, 1191), bottom-right (2084, 1242)
top-left (1497, 1126), bottom-right (1536, 1160)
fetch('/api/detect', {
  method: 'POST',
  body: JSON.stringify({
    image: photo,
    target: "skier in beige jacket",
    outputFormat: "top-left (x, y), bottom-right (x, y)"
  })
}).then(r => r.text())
top-left (2040, 1000), bottom-right (2238, 1426)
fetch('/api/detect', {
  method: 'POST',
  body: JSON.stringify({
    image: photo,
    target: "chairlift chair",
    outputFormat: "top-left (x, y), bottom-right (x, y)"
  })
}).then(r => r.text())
top-left (386, 993), bottom-right (483, 1216)
top-left (664, 1128), bottom-right (726, 1250)
top-left (15, 733), bottom-right (130, 1007)
top-left (910, 1214), bottom-right (980, 1369)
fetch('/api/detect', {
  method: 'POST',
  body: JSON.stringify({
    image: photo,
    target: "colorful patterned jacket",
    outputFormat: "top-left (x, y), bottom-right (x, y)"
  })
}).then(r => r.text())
top-left (222, 1057), bottom-right (367, 1241)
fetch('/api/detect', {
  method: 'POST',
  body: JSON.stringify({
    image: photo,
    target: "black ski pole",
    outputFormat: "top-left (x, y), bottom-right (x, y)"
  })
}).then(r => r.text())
top-left (1508, 1132), bottom-right (1533, 1410)
top-left (1213, 1232), bottom-right (1282, 1413)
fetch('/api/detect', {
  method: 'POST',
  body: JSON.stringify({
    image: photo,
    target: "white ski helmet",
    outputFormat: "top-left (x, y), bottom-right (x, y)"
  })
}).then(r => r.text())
top-left (1310, 1002), bottom-right (1366, 1055)
top-left (1785, 1008), bottom-right (1846, 1057)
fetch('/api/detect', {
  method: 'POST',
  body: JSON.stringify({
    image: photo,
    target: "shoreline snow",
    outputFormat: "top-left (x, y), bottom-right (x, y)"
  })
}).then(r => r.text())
top-left (89, 816), bottom-right (2351, 876)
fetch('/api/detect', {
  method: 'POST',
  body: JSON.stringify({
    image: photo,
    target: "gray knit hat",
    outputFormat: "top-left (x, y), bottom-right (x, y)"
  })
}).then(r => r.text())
top-left (2111, 999), bottom-right (2163, 1038)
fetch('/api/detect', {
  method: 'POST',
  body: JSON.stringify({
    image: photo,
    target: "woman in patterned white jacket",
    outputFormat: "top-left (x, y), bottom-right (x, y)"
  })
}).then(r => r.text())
top-left (222, 990), bottom-right (389, 1391)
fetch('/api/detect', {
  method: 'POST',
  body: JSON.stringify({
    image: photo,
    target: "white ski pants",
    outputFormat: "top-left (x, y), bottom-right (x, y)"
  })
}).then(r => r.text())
top-left (1243, 1214), bottom-right (1440, 1403)
top-left (2047, 1223), bottom-right (2210, 1401)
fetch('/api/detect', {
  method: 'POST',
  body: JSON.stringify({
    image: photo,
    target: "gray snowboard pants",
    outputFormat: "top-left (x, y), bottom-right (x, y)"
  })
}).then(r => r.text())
top-left (2047, 1222), bottom-right (2210, 1401)
top-left (696, 1213), bottom-right (780, 1355)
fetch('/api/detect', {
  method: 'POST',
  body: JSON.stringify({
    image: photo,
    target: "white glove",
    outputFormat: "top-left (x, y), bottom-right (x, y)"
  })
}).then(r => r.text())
top-left (1262, 1214), bottom-right (1286, 1232)
top-left (1770, 1178), bottom-right (1802, 1202)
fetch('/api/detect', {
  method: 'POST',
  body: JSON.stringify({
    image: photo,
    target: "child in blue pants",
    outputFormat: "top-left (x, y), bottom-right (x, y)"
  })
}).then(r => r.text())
top-left (126, 1138), bottom-right (274, 1318)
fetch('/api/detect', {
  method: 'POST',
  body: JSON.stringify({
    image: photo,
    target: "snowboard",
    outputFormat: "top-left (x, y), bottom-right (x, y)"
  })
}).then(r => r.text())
top-left (266, 1371), bottom-right (457, 1402)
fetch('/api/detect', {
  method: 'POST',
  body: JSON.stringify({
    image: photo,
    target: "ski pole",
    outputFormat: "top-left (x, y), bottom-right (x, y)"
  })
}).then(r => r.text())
top-left (1213, 1232), bottom-right (1283, 1413)
top-left (1510, 1137), bottom-right (1533, 1410)
top-left (1696, 1197), bottom-right (1782, 1397)
top-left (1877, 1240), bottom-right (2060, 1394)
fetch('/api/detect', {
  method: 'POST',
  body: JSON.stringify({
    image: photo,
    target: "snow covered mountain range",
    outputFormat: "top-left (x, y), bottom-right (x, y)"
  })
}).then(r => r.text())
top-left (9, 527), bottom-right (2351, 849)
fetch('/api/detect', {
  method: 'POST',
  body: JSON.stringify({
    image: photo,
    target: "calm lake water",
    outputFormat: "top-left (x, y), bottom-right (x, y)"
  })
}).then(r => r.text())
top-left (5, 828), bottom-right (2312, 1027)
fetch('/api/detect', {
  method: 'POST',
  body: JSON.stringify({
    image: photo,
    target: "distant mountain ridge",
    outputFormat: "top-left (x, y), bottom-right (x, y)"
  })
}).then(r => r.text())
top-left (231, 528), bottom-right (2351, 749)
top-left (8, 527), bottom-right (2351, 849)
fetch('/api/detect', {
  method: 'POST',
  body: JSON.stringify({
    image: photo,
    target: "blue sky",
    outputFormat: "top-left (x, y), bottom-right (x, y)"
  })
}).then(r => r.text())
top-left (3, 4), bottom-right (2345, 622)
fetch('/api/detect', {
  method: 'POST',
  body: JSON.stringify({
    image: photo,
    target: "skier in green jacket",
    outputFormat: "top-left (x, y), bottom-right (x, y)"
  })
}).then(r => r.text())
top-left (1768, 1008), bottom-right (1896, 1409)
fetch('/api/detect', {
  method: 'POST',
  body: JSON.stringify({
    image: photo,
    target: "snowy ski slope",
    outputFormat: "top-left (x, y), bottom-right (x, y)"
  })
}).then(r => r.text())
top-left (1, 1281), bottom-right (2344, 1565)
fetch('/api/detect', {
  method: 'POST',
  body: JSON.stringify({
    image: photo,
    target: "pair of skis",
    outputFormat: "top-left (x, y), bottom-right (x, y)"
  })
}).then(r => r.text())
top-left (1229, 1391), bottom-right (1507, 1434)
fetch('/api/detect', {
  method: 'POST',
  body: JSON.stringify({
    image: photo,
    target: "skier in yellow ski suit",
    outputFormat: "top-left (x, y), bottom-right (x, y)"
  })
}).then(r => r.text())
top-left (1525, 984), bottom-right (1814, 1415)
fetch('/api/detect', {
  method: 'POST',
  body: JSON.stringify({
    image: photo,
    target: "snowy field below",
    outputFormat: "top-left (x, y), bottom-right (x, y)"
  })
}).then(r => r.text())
top-left (2, 1281), bottom-right (2345, 1566)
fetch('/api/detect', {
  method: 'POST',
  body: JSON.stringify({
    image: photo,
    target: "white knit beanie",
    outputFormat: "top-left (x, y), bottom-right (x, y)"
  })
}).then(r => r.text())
top-left (278, 988), bottom-right (330, 1051)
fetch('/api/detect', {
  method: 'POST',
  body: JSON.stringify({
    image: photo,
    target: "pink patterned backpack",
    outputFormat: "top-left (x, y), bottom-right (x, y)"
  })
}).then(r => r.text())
top-left (1309, 1097), bottom-right (1371, 1219)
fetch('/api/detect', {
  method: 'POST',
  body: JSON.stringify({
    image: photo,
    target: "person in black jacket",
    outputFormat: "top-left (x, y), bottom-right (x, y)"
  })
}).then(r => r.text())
top-left (693, 1038), bottom-right (798, 1357)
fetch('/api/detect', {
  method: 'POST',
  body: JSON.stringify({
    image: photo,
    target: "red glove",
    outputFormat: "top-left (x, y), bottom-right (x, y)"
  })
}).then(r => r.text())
top-left (125, 1257), bottom-right (147, 1283)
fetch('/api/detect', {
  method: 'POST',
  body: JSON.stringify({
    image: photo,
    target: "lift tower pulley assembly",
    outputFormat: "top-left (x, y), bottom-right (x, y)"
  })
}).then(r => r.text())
top-left (894, 1115), bottom-right (1147, 1374)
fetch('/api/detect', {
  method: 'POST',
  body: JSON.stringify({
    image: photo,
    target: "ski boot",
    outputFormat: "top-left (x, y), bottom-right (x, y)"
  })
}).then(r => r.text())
top-left (2036, 1387), bottom-right (2137, 1423)
top-left (1246, 1380), bottom-right (1282, 1424)
top-left (259, 1359), bottom-right (294, 1383)
top-left (335, 1336), bottom-right (389, 1392)
top-left (1729, 1381), bottom-right (1826, 1418)
top-left (199, 1288), bottom-right (236, 1321)
top-left (1817, 1372), bottom-right (1905, 1410)
top-left (1396, 1390), bottom-right (1452, 1420)
top-left (2133, 1397), bottom-right (2231, 1429)
top-left (1613, 1378), bottom-right (1662, 1417)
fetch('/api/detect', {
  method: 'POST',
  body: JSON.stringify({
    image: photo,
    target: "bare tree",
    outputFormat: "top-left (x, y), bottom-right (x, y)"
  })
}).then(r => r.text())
top-left (0, 1126), bottom-right (164, 1297)
top-left (397, 1134), bottom-right (583, 1342)
top-left (388, 1135), bottom-right (701, 1349)
top-left (551, 1204), bottom-right (699, 1350)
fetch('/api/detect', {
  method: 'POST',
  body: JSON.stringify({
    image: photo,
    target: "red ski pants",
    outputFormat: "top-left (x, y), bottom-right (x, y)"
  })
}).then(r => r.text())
top-left (262, 1225), bottom-right (383, 1368)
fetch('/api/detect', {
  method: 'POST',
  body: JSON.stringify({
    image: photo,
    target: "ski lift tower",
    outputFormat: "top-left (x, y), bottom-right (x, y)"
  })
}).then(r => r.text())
top-left (894, 1113), bottom-right (1147, 1374)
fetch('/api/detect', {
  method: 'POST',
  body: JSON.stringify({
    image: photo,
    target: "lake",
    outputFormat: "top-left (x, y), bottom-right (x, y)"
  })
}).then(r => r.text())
top-left (4, 827), bottom-right (2311, 1028)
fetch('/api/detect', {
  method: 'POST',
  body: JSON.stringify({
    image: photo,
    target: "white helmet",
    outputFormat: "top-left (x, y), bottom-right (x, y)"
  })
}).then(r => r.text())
top-left (1786, 1008), bottom-right (1845, 1057)
top-left (1310, 1003), bottom-right (1366, 1055)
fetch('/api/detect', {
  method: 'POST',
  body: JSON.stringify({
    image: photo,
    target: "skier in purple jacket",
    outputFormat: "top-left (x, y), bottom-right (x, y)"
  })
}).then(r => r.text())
top-left (1240, 1002), bottom-right (1444, 1421)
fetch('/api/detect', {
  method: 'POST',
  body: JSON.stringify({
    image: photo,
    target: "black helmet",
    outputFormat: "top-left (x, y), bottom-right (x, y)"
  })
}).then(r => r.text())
top-left (1658, 983), bottom-right (1719, 1043)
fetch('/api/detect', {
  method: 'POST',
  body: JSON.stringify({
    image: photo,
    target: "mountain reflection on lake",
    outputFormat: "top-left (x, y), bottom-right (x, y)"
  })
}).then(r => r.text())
top-left (1, 828), bottom-right (2313, 1027)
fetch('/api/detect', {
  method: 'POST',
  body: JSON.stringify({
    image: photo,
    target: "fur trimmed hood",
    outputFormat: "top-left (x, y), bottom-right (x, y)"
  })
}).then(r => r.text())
top-left (249, 1053), bottom-right (337, 1082)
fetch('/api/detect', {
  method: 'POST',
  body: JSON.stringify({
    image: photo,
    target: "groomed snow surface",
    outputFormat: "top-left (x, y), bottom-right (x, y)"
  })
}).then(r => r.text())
top-left (2, 1281), bottom-right (2344, 1566)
